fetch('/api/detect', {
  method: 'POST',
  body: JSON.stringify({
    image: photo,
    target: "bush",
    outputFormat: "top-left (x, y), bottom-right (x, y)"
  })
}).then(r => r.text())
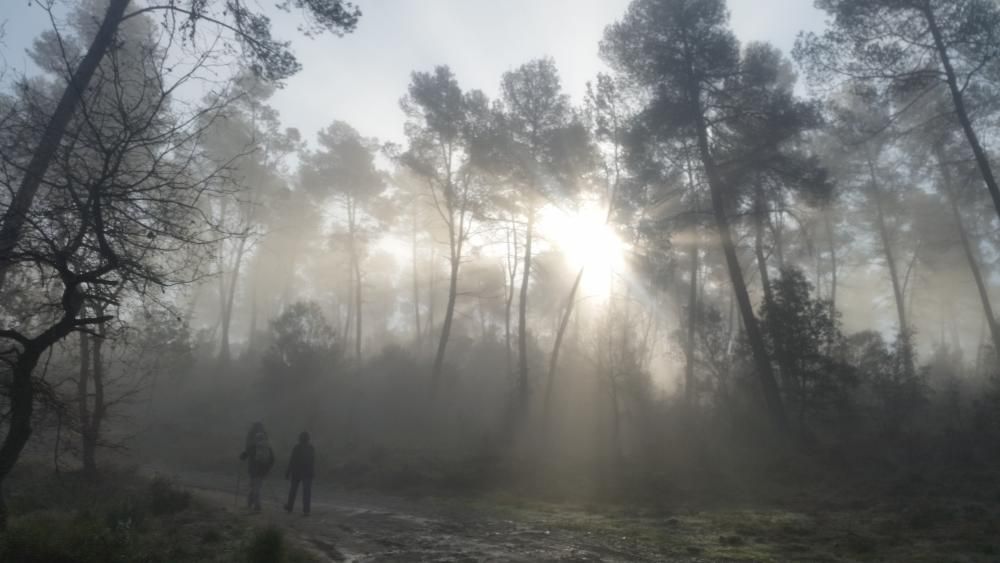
top-left (0, 511), bottom-right (125, 563)
top-left (147, 475), bottom-right (191, 515)
top-left (246, 525), bottom-right (286, 563)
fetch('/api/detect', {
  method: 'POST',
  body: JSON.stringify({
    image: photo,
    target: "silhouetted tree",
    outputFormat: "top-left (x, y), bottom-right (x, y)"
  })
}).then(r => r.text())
top-left (301, 121), bottom-right (386, 361)
top-left (823, 92), bottom-right (917, 379)
top-left (497, 58), bottom-right (592, 412)
top-left (0, 7), bottom-right (233, 527)
top-left (797, 0), bottom-right (1000, 234)
top-left (400, 66), bottom-right (493, 387)
top-left (603, 0), bottom-right (796, 431)
top-left (0, 0), bottom-right (361, 292)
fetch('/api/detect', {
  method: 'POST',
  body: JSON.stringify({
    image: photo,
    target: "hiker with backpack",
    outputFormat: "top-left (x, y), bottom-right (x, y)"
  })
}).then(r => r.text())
top-left (240, 425), bottom-right (275, 512)
top-left (284, 431), bottom-right (315, 515)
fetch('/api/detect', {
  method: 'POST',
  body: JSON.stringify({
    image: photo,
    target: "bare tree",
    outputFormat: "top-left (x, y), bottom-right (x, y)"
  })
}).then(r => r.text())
top-left (0, 8), bottom-right (236, 526)
top-left (0, 0), bottom-right (360, 292)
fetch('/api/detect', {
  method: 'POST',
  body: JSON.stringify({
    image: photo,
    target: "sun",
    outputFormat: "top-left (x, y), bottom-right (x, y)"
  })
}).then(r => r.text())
top-left (539, 201), bottom-right (626, 299)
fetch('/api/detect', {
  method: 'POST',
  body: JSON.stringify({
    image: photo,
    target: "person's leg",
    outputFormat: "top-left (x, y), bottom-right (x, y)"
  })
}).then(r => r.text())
top-left (246, 472), bottom-right (254, 507)
top-left (285, 477), bottom-right (300, 512)
top-left (250, 475), bottom-right (263, 511)
top-left (302, 478), bottom-right (312, 515)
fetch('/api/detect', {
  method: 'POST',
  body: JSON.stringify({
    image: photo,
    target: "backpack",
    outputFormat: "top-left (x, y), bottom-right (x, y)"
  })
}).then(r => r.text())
top-left (253, 443), bottom-right (274, 468)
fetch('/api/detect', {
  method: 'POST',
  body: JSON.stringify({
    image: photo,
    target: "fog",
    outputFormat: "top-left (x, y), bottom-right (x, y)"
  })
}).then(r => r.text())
top-left (2, 0), bottom-right (1000, 560)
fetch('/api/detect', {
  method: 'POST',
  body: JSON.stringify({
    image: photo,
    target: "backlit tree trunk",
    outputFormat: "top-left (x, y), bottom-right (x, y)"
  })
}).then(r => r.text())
top-left (824, 207), bottom-right (838, 312)
top-left (517, 207), bottom-right (535, 410)
top-left (690, 81), bottom-right (788, 432)
top-left (935, 146), bottom-right (1000, 360)
top-left (866, 155), bottom-right (915, 378)
top-left (924, 5), bottom-right (1000, 228)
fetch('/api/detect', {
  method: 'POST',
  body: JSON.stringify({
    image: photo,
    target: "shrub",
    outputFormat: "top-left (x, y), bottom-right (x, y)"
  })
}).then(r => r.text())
top-left (246, 525), bottom-right (287, 563)
top-left (147, 475), bottom-right (191, 515)
top-left (0, 511), bottom-right (124, 563)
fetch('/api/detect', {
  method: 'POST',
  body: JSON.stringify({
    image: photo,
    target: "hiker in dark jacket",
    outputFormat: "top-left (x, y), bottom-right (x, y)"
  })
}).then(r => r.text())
top-left (240, 422), bottom-right (265, 464)
top-left (240, 426), bottom-right (274, 512)
top-left (284, 431), bottom-right (315, 515)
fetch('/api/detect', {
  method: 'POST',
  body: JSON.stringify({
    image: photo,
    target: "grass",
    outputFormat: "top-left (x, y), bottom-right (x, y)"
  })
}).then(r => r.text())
top-left (2, 463), bottom-right (317, 563)
top-left (467, 479), bottom-right (1000, 561)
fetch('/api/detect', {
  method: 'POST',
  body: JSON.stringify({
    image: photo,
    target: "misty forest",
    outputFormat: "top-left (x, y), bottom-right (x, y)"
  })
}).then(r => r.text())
top-left (4, 0), bottom-right (1000, 561)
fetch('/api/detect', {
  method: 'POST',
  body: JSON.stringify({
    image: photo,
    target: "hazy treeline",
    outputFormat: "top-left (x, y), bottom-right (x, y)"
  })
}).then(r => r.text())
top-left (4, 0), bottom-right (1000, 519)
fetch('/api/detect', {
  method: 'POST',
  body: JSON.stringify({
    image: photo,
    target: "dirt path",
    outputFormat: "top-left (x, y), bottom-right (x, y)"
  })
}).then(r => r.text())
top-left (163, 469), bottom-right (672, 562)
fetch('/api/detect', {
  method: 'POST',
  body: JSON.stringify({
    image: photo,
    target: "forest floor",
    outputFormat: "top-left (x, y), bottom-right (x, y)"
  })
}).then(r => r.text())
top-left (1, 462), bottom-right (315, 562)
top-left (169, 468), bottom-right (1000, 562)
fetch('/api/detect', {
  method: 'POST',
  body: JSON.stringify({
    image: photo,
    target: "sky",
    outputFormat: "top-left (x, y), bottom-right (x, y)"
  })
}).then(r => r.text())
top-left (1, 0), bottom-right (829, 147)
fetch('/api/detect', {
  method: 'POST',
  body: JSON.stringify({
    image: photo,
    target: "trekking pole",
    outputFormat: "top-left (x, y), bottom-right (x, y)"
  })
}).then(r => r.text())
top-left (234, 468), bottom-right (242, 508)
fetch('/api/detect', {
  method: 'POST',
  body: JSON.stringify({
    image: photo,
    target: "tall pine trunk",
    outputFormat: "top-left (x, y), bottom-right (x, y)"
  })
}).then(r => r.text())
top-left (543, 265), bottom-right (584, 412)
top-left (924, 5), bottom-right (1000, 228)
top-left (247, 266), bottom-right (259, 353)
top-left (824, 207), bottom-right (838, 312)
top-left (504, 225), bottom-right (518, 381)
top-left (684, 242), bottom-right (699, 406)
top-left (431, 239), bottom-right (462, 387)
top-left (348, 201), bottom-right (363, 361)
top-left (219, 233), bottom-right (248, 364)
top-left (866, 156), bottom-right (915, 378)
top-left (935, 146), bottom-right (1000, 359)
top-left (411, 200), bottom-right (422, 346)
top-left (690, 83), bottom-right (788, 432)
top-left (426, 247), bottom-right (436, 345)
top-left (753, 187), bottom-right (774, 306)
top-left (517, 207), bottom-right (535, 411)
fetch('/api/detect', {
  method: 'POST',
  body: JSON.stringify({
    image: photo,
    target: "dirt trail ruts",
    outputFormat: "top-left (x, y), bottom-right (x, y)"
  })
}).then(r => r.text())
top-left (160, 469), bottom-right (674, 562)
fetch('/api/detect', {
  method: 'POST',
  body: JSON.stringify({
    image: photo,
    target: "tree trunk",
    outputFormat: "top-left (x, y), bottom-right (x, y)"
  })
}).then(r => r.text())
top-left (219, 234), bottom-right (248, 364)
top-left (684, 242), bottom-right (699, 406)
top-left (690, 85), bottom-right (788, 432)
top-left (343, 266), bottom-right (354, 344)
top-left (0, 347), bottom-right (43, 529)
top-left (347, 200), bottom-right (363, 361)
top-left (517, 207), bottom-right (535, 411)
top-left (504, 226), bottom-right (518, 381)
top-left (936, 147), bottom-right (1000, 359)
top-left (85, 320), bottom-right (107, 477)
top-left (543, 265), bottom-right (585, 412)
top-left (412, 201), bottom-right (422, 346)
top-left (0, 277), bottom-right (87, 529)
top-left (753, 188), bottom-right (774, 307)
top-left (824, 208), bottom-right (837, 312)
top-left (78, 331), bottom-right (96, 476)
top-left (247, 268), bottom-right (258, 353)
top-left (924, 5), bottom-right (1000, 228)
top-left (353, 246), bottom-right (363, 361)
top-left (426, 247), bottom-right (436, 343)
top-left (772, 212), bottom-right (785, 270)
top-left (0, 0), bottom-right (130, 291)
top-left (431, 256), bottom-right (460, 388)
top-left (610, 379), bottom-right (622, 463)
top-left (866, 156), bottom-right (915, 378)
